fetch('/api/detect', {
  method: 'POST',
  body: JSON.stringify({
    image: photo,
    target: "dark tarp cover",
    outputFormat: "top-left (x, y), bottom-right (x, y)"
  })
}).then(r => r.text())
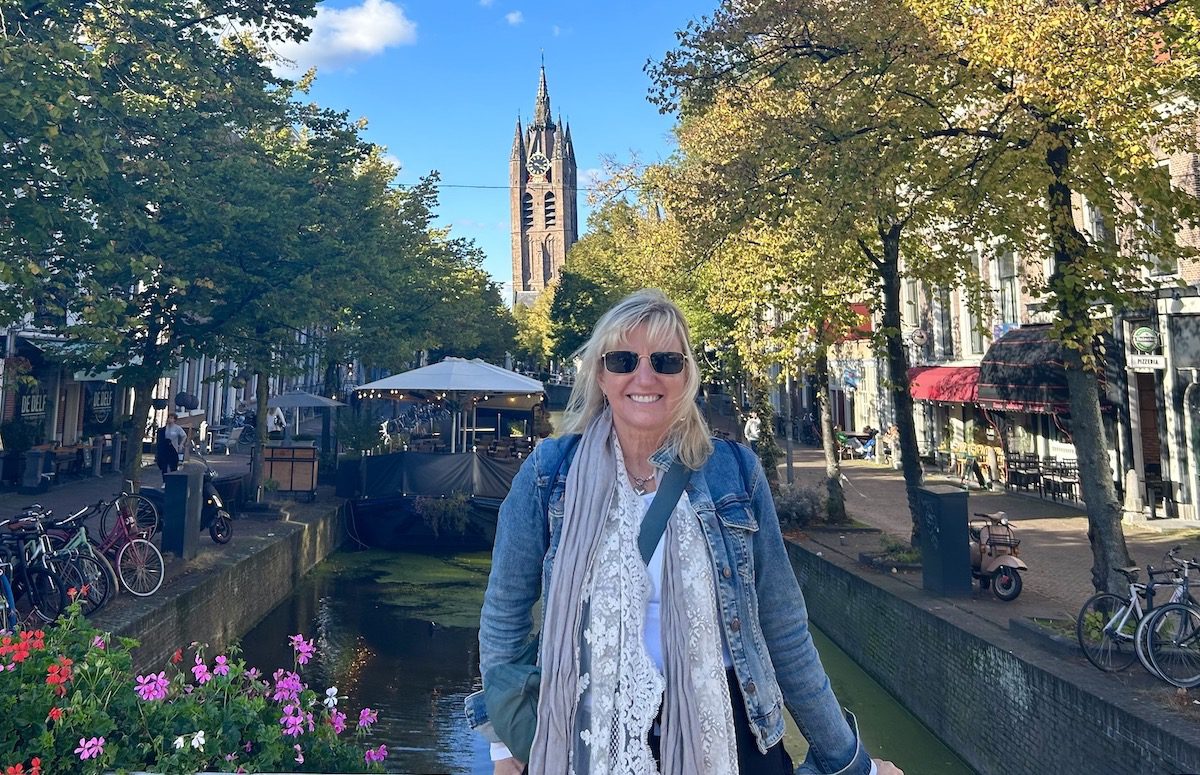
top-left (977, 324), bottom-right (1119, 414)
top-left (336, 450), bottom-right (523, 500)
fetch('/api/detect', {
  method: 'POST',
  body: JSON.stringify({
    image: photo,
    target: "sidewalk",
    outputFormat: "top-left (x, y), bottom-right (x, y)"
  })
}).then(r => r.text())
top-left (779, 445), bottom-right (1200, 623)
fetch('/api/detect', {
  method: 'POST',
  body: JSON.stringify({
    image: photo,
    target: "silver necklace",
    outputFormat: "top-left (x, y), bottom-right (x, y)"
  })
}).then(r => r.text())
top-left (630, 470), bottom-right (656, 495)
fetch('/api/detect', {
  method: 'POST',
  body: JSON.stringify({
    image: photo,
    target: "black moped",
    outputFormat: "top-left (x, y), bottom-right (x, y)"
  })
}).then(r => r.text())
top-left (142, 443), bottom-right (233, 544)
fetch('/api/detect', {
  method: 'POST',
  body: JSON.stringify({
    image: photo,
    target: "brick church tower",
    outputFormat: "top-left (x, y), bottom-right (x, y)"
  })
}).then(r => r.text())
top-left (511, 66), bottom-right (578, 307)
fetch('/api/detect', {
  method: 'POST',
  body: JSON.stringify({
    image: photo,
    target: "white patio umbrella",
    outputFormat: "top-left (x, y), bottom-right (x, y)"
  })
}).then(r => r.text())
top-left (268, 390), bottom-right (346, 440)
top-left (353, 358), bottom-right (544, 452)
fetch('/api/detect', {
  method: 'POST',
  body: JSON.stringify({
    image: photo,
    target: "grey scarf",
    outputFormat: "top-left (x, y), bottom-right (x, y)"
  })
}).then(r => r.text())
top-left (528, 410), bottom-right (736, 774)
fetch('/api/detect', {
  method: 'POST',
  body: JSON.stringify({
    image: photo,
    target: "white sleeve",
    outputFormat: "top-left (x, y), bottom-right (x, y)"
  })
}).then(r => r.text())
top-left (490, 742), bottom-right (514, 761)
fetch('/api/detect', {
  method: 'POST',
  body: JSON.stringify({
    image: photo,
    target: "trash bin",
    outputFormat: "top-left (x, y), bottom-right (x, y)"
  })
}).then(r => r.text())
top-left (915, 485), bottom-right (972, 595)
top-left (212, 474), bottom-right (246, 515)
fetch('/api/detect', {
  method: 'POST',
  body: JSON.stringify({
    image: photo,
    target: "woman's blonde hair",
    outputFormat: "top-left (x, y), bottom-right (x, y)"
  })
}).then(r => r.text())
top-left (558, 288), bottom-right (713, 469)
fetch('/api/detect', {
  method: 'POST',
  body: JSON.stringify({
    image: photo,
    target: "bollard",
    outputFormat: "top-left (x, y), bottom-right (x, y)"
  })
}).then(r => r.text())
top-left (162, 469), bottom-right (202, 560)
top-left (92, 437), bottom-right (104, 477)
top-left (915, 484), bottom-right (972, 596)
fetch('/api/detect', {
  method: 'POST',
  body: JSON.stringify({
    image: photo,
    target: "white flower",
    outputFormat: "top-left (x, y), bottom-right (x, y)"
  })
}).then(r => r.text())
top-left (323, 686), bottom-right (339, 709)
top-left (192, 730), bottom-right (206, 749)
top-left (173, 736), bottom-right (186, 750)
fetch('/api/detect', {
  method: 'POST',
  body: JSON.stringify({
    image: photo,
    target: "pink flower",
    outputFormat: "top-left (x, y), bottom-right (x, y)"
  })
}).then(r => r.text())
top-left (289, 634), bottom-right (315, 665)
top-left (213, 655), bottom-right (230, 676)
top-left (358, 707), bottom-right (378, 729)
top-left (74, 737), bottom-right (104, 760)
top-left (294, 744), bottom-right (304, 764)
top-left (191, 655), bottom-right (212, 685)
top-left (279, 704), bottom-right (306, 738)
top-left (329, 709), bottom-right (347, 735)
top-left (91, 636), bottom-right (105, 650)
top-left (364, 744), bottom-right (388, 764)
top-left (271, 669), bottom-right (304, 703)
top-left (135, 671), bottom-right (170, 701)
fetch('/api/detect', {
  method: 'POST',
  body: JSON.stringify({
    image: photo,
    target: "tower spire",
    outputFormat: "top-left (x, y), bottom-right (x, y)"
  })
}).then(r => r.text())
top-left (533, 65), bottom-right (553, 129)
top-left (511, 115), bottom-right (525, 159)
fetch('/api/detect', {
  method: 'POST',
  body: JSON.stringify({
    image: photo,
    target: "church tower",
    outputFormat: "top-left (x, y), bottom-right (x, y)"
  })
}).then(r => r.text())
top-left (511, 66), bottom-right (578, 307)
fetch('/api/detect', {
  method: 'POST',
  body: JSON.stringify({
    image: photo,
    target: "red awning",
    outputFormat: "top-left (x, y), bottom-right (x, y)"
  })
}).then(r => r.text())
top-left (908, 366), bottom-right (980, 404)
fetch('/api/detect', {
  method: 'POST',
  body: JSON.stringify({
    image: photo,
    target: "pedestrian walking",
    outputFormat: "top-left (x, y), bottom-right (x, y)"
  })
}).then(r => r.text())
top-left (743, 410), bottom-right (761, 452)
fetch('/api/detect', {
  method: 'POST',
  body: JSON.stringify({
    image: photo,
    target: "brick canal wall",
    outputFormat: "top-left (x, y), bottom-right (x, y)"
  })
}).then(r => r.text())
top-left (789, 542), bottom-right (1200, 775)
top-left (99, 504), bottom-right (347, 673)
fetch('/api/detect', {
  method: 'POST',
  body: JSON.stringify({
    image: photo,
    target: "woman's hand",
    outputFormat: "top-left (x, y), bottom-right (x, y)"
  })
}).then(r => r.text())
top-left (874, 759), bottom-right (904, 775)
top-left (494, 757), bottom-right (525, 775)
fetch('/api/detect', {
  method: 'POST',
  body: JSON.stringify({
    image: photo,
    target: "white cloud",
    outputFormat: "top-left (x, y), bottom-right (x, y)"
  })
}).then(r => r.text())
top-left (272, 0), bottom-right (416, 75)
top-left (479, 0), bottom-right (494, 5)
top-left (505, 10), bottom-right (524, 25)
top-left (552, 24), bottom-right (561, 36)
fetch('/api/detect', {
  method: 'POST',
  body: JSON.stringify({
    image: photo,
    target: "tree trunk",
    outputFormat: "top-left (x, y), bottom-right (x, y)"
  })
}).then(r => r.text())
top-left (815, 352), bottom-right (847, 523)
top-left (1045, 130), bottom-right (1133, 594)
top-left (122, 380), bottom-right (156, 491)
top-left (877, 224), bottom-right (925, 546)
top-left (250, 370), bottom-right (269, 501)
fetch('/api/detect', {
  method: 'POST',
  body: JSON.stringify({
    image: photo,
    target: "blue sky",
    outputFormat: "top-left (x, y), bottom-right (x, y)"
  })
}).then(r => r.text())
top-left (271, 0), bottom-right (716, 299)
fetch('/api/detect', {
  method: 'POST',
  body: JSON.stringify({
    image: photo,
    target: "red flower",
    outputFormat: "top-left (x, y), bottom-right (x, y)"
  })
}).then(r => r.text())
top-left (29, 760), bottom-right (39, 775)
top-left (45, 656), bottom-right (74, 697)
top-left (47, 707), bottom-right (62, 722)
top-left (171, 648), bottom-right (183, 664)
top-left (5, 763), bottom-right (25, 774)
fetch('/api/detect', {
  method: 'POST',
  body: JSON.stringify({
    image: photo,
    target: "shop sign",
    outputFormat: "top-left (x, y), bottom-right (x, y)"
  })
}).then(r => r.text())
top-left (1131, 326), bottom-right (1161, 353)
top-left (83, 382), bottom-right (116, 434)
top-left (16, 383), bottom-right (47, 420)
top-left (1128, 353), bottom-right (1167, 370)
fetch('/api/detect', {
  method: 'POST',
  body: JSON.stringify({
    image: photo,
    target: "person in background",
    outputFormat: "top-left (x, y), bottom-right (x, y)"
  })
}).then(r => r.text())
top-left (156, 413), bottom-right (187, 479)
top-left (475, 288), bottom-right (902, 775)
top-left (861, 426), bottom-right (879, 460)
top-left (743, 409), bottom-right (762, 452)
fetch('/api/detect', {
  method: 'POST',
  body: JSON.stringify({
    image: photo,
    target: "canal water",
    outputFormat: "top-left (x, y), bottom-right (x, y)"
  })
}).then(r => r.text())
top-left (239, 550), bottom-right (974, 774)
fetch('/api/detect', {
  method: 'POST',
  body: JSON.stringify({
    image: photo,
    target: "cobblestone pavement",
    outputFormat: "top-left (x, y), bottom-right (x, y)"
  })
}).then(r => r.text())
top-left (777, 444), bottom-right (1200, 625)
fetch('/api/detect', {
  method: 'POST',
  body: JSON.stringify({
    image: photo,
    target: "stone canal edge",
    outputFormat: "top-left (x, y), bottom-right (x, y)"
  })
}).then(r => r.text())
top-left (90, 499), bottom-right (1200, 775)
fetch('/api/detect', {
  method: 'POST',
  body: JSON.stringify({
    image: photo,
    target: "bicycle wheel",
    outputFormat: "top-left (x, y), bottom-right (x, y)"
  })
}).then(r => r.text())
top-left (15, 566), bottom-right (67, 624)
top-left (1077, 592), bottom-right (1139, 672)
top-left (0, 577), bottom-right (16, 632)
top-left (100, 495), bottom-right (160, 541)
top-left (116, 538), bottom-right (164, 597)
top-left (57, 555), bottom-right (113, 616)
top-left (1146, 602), bottom-right (1200, 688)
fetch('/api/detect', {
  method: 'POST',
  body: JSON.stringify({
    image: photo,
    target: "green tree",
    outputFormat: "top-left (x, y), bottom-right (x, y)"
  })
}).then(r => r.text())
top-left (649, 0), bottom-right (1003, 543)
top-left (907, 0), bottom-right (1200, 592)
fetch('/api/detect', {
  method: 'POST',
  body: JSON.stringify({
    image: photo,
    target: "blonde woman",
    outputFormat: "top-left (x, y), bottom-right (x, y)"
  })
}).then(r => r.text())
top-left (474, 289), bottom-right (901, 775)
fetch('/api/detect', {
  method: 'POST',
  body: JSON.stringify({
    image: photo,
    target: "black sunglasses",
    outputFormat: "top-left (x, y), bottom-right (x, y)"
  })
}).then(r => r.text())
top-left (601, 350), bottom-right (688, 375)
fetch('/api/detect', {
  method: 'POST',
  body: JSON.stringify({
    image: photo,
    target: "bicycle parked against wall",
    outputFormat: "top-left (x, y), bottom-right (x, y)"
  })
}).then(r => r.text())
top-left (1076, 546), bottom-right (1195, 675)
top-left (0, 532), bottom-right (67, 626)
top-left (1, 509), bottom-right (113, 616)
top-left (29, 490), bottom-right (165, 597)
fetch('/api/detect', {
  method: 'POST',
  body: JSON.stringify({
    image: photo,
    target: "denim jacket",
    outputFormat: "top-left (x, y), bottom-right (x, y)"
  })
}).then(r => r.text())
top-left (467, 435), bottom-right (873, 775)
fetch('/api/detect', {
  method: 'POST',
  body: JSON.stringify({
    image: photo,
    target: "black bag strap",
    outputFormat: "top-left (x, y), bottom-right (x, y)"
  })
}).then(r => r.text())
top-left (637, 459), bottom-right (692, 564)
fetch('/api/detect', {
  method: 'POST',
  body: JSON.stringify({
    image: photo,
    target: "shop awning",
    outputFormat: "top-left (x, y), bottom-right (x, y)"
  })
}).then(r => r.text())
top-left (977, 324), bottom-right (1116, 414)
top-left (907, 366), bottom-right (979, 403)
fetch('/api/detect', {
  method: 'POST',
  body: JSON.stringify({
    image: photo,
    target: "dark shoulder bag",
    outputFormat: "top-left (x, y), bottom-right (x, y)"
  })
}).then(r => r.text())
top-left (484, 455), bottom-right (692, 764)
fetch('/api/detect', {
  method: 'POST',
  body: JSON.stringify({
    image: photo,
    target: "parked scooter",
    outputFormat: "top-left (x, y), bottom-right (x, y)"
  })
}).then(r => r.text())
top-left (142, 442), bottom-right (233, 545)
top-left (968, 511), bottom-right (1026, 601)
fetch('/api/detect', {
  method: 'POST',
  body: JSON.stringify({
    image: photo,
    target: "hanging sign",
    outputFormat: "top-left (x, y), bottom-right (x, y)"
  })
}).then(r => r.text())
top-left (1131, 326), bottom-right (1161, 354)
top-left (1128, 354), bottom-right (1167, 370)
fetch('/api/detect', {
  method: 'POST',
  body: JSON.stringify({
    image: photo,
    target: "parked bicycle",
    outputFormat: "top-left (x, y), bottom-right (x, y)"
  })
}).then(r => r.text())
top-left (1076, 546), bottom-right (1194, 675)
top-left (29, 490), bottom-right (165, 597)
top-left (0, 527), bottom-right (67, 625)
top-left (1, 509), bottom-right (113, 616)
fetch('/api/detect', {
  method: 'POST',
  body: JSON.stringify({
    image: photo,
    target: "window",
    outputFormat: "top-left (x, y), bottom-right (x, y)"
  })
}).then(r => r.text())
top-left (997, 249), bottom-right (1019, 325)
top-left (1146, 164), bottom-right (1176, 277)
top-left (936, 288), bottom-right (954, 358)
top-left (1082, 196), bottom-right (1115, 249)
top-left (544, 192), bottom-right (557, 227)
top-left (521, 193), bottom-right (534, 229)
